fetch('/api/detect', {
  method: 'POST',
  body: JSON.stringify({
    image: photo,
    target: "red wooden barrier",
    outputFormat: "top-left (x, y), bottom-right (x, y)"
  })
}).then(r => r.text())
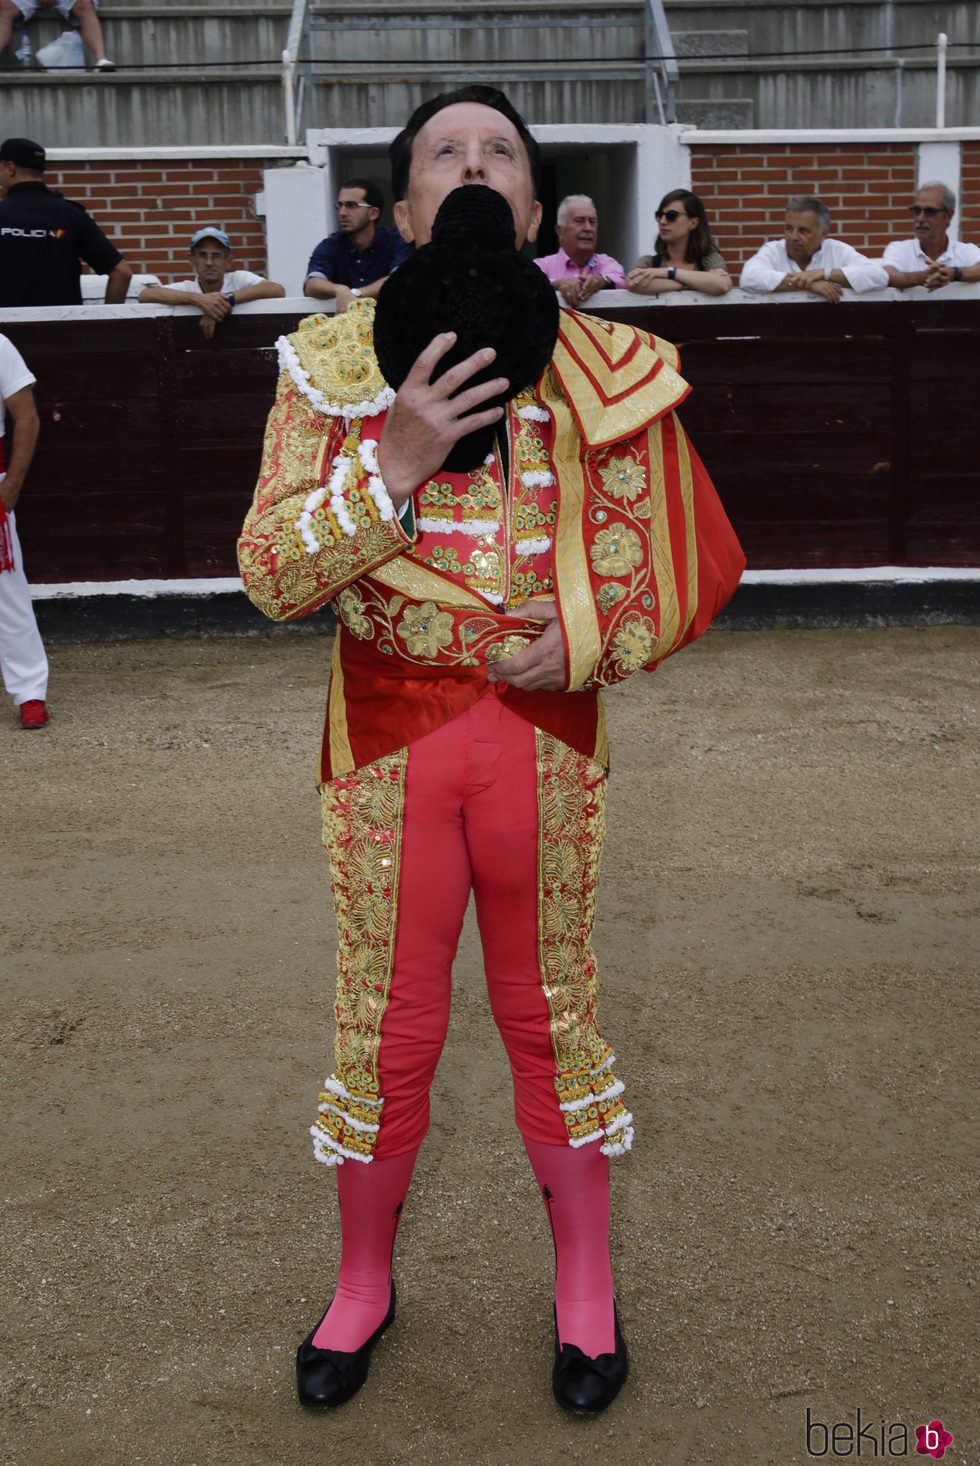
top-left (3, 300), bottom-right (978, 582)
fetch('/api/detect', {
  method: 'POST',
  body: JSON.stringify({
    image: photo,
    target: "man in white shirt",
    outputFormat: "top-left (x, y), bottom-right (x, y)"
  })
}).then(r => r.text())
top-left (883, 182), bottom-right (980, 291)
top-left (139, 227), bottom-right (285, 337)
top-left (740, 196), bottom-right (889, 302)
top-left (0, 333), bottom-right (47, 728)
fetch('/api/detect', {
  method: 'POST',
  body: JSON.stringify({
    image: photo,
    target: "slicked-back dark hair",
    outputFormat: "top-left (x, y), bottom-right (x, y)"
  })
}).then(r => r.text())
top-left (341, 177), bottom-right (384, 212)
top-left (389, 86), bottom-right (541, 203)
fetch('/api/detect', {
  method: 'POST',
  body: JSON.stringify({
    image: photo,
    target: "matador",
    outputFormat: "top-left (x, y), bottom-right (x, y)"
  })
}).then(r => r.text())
top-left (238, 85), bottom-right (745, 1416)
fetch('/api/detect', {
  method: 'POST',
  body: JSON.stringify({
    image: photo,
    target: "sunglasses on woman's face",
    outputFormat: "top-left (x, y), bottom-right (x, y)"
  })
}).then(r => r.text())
top-left (657, 209), bottom-right (687, 222)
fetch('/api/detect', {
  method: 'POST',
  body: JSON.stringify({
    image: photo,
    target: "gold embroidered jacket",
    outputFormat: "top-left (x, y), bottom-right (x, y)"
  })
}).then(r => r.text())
top-left (238, 300), bottom-right (745, 779)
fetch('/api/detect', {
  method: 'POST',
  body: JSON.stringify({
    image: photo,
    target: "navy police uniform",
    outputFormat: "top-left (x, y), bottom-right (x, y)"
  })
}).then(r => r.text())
top-left (0, 182), bottom-right (123, 307)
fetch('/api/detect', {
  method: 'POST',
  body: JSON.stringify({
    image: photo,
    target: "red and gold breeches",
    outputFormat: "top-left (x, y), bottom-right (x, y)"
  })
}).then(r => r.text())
top-left (310, 692), bottom-right (634, 1166)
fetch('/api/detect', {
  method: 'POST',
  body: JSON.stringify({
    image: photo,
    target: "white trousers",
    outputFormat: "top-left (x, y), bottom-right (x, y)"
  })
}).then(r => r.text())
top-left (0, 510), bottom-right (48, 706)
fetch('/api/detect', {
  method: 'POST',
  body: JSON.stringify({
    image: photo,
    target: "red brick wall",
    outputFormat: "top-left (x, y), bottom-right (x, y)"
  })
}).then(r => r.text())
top-left (960, 141), bottom-right (980, 240)
top-left (41, 158), bottom-right (288, 279)
top-left (37, 144), bottom-right (977, 284)
top-left (688, 144), bottom-right (918, 270)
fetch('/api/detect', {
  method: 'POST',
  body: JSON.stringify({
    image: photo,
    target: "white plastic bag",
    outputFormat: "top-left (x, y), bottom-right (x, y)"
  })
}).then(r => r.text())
top-left (36, 29), bottom-right (85, 71)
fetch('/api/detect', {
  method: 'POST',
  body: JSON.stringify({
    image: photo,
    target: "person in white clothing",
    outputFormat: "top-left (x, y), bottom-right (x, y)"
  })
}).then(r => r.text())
top-left (138, 227), bottom-right (285, 338)
top-left (0, 0), bottom-right (114, 71)
top-left (740, 196), bottom-right (889, 302)
top-left (0, 333), bottom-right (48, 729)
top-left (883, 182), bottom-right (980, 291)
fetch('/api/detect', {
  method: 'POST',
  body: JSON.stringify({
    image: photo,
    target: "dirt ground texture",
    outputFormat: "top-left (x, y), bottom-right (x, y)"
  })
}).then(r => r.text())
top-left (1, 625), bottom-right (977, 1466)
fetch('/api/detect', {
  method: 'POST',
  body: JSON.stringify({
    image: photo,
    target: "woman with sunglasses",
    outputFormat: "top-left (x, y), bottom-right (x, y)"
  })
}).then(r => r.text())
top-left (626, 189), bottom-right (731, 297)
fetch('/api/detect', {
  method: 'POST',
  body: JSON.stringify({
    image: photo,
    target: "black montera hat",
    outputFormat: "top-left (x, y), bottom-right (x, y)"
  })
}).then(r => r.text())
top-left (0, 138), bottom-right (47, 170)
top-left (373, 184), bottom-right (559, 472)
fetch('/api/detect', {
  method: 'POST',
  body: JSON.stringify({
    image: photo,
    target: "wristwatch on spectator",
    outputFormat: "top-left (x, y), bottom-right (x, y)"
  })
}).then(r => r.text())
top-left (226, 292), bottom-right (236, 307)
top-left (350, 288), bottom-right (363, 299)
top-left (952, 266), bottom-right (963, 282)
top-left (823, 267), bottom-right (831, 281)
top-left (667, 266), bottom-right (677, 280)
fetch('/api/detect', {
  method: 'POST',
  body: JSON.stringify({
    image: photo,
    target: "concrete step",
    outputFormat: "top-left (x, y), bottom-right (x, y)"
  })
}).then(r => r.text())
top-left (0, 5), bottom-right (289, 71)
top-left (662, 0), bottom-right (980, 53)
top-left (674, 50), bottom-right (980, 129)
top-left (674, 97), bottom-right (754, 127)
top-left (673, 29), bottom-right (748, 59)
top-left (1, 70), bottom-right (288, 148)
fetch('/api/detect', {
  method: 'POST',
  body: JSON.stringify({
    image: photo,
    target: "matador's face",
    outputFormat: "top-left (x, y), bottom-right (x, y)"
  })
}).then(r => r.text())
top-left (394, 103), bottom-right (541, 252)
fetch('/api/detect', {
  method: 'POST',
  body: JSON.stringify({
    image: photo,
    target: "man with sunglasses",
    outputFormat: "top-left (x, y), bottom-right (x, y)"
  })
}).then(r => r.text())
top-left (883, 183), bottom-right (980, 292)
top-left (304, 177), bottom-right (409, 314)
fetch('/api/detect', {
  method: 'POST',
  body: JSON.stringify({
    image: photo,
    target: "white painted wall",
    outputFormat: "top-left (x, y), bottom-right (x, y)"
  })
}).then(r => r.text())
top-left (266, 123), bottom-right (693, 286)
top-left (267, 125), bottom-right (980, 289)
top-left (917, 141), bottom-right (962, 241)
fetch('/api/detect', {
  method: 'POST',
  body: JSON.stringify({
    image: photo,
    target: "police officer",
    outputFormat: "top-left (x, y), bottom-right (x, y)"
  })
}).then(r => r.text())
top-left (0, 137), bottom-right (132, 307)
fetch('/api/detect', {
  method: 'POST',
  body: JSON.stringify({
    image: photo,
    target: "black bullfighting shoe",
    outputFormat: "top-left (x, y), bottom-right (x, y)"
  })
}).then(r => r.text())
top-left (295, 1280), bottom-right (396, 1409)
top-left (552, 1305), bottom-right (629, 1415)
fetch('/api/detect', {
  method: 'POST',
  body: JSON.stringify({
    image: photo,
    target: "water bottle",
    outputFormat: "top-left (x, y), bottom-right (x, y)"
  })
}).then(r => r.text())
top-left (15, 26), bottom-right (33, 68)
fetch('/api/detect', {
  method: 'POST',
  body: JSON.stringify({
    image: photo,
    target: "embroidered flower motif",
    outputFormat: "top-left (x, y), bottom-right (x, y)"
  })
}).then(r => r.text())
top-left (597, 582), bottom-right (627, 615)
top-left (396, 602), bottom-right (454, 658)
top-left (335, 586), bottom-right (373, 640)
top-left (485, 634), bottom-right (531, 664)
top-left (590, 526), bottom-right (644, 576)
top-left (598, 455), bottom-right (646, 503)
top-left (610, 612), bottom-right (656, 672)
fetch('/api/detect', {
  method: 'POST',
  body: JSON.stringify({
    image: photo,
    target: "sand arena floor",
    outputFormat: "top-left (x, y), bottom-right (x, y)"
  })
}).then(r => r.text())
top-left (2, 625), bottom-right (976, 1466)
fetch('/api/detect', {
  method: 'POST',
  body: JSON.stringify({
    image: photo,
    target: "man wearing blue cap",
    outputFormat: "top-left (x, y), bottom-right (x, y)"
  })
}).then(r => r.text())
top-left (139, 227), bottom-right (284, 337)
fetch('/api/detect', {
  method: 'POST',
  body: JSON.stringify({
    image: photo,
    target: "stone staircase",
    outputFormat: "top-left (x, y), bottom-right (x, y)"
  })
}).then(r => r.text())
top-left (1, 3), bottom-right (292, 147)
top-left (1, 0), bottom-right (978, 146)
top-left (667, 0), bottom-right (980, 128)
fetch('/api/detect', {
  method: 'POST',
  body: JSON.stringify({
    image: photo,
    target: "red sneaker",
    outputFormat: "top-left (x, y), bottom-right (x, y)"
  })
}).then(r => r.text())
top-left (19, 699), bottom-right (49, 729)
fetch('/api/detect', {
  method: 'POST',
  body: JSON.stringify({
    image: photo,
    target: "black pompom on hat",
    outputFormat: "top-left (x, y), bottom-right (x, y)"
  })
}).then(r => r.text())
top-left (373, 184), bottom-right (559, 471)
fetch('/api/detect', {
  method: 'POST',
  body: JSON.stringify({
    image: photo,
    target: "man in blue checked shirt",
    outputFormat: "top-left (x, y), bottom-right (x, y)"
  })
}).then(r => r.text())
top-left (304, 177), bottom-right (410, 315)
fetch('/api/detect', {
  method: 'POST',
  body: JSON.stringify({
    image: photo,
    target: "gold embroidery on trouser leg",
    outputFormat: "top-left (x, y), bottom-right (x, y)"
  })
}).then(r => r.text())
top-left (535, 731), bottom-right (634, 1156)
top-left (311, 749), bottom-right (408, 1165)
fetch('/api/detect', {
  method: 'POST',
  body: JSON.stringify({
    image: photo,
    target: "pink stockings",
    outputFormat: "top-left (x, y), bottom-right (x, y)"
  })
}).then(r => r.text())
top-left (312, 1137), bottom-right (615, 1359)
top-left (524, 1136), bottom-right (616, 1356)
top-left (311, 1146), bottom-right (419, 1351)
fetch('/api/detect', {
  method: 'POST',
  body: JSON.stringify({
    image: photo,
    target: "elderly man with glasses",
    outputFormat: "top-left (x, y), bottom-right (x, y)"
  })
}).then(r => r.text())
top-left (883, 182), bottom-right (980, 291)
top-left (304, 177), bottom-right (410, 314)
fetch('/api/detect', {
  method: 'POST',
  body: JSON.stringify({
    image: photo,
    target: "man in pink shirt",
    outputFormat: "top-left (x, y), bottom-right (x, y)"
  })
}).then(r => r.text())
top-left (534, 194), bottom-right (626, 306)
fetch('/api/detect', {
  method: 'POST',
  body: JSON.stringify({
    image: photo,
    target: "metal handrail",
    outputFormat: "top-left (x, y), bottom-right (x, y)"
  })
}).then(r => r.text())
top-left (644, 0), bottom-right (678, 124)
top-left (284, 0), bottom-right (677, 135)
top-left (282, 0), bottom-right (314, 144)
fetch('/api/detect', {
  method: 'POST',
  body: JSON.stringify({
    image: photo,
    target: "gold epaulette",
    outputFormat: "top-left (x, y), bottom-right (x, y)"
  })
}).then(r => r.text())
top-left (548, 310), bottom-right (690, 448)
top-left (277, 298), bottom-right (394, 419)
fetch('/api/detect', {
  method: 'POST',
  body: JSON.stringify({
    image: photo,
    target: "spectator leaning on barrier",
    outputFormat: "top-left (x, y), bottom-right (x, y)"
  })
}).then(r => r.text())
top-left (304, 178), bottom-right (410, 314)
top-left (883, 182), bottom-right (980, 292)
top-left (0, 137), bottom-right (132, 307)
top-left (0, 0), bottom-right (114, 70)
top-left (0, 332), bottom-right (48, 730)
top-left (534, 195), bottom-right (626, 308)
top-left (740, 196), bottom-right (888, 303)
top-left (626, 189), bottom-right (732, 298)
top-left (138, 227), bottom-right (286, 339)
